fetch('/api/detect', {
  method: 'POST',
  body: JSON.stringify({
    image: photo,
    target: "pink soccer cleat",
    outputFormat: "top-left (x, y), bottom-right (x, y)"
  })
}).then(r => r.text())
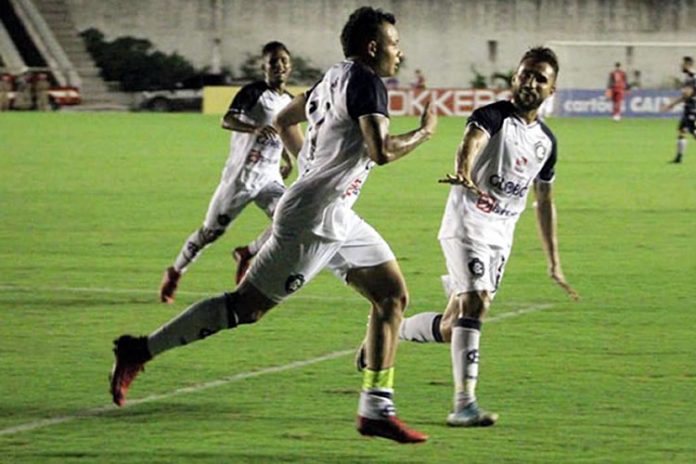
top-left (109, 335), bottom-right (151, 407)
top-left (357, 415), bottom-right (428, 444)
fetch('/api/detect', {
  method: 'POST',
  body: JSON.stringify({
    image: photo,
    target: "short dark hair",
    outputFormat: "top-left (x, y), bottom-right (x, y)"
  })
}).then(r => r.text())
top-left (262, 41), bottom-right (290, 57)
top-left (520, 46), bottom-right (559, 77)
top-left (340, 6), bottom-right (396, 58)
top-left (684, 56), bottom-right (694, 64)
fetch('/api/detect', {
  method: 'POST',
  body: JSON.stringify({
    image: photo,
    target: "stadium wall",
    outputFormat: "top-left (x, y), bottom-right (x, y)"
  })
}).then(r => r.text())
top-left (65, 0), bottom-right (696, 89)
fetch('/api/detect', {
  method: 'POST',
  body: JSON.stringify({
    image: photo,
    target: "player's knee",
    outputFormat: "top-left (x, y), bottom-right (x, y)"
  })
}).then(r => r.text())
top-left (375, 292), bottom-right (408, 323)
top-left (457, 291), bottom-right (491, 319)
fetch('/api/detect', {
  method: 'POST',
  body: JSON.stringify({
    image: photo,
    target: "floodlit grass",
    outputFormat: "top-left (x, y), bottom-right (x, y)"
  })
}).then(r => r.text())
top-left (1, 112), bottom-right (694, 463)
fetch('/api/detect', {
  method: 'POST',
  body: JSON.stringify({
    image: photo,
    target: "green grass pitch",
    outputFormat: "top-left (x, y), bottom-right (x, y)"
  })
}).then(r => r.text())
top-left (0, 112), bottom-right (694, 463)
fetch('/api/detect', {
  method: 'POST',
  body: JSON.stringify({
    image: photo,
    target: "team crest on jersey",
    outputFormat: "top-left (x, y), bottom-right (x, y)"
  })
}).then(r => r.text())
top-left (534, 142), bottom-right (546, 161)
top-left (285, 274), bottom-right (305, 294)
top-left (468, 258), bottom-right (485, 278)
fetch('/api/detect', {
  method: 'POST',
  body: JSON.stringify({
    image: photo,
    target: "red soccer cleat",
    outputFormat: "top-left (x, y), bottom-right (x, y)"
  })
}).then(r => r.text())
top-left (357, 415), bottom-right (428, 444)
top-left (109, 335), bottom-right (151, 407)
top-left (159, 266), bottom-right (181, 303)
top-left (232, 246), bottom-right (253, 285)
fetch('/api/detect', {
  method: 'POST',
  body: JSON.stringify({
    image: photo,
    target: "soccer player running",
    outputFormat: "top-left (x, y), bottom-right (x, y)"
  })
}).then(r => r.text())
top-left (661, 56), bottom-right (696, 164)
top-left (393, 47), bottom-right (579, 427)
top-left (159, 41), bottom-right (295, 303)
top-left (606, 62), bottom-right (628, 121)
top-left (111, 6), bottom-right (437, 444)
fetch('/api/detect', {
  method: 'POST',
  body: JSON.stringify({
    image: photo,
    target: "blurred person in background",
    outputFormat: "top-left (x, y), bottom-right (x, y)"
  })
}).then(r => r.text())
top-left (412, 68), bottom-right (426, 90)
top-left (14, 72), bottom-right (32, 109)
top-left (159, 41), bottom-right (295, 303)
top-left (0, 74), bottom-right (12, 111)
top-left (606, 62), bottom-right (628, 121)
top-left (661, 56), bottom-right (696, 164)
top-left (34, 73), bottom-right (51, 111)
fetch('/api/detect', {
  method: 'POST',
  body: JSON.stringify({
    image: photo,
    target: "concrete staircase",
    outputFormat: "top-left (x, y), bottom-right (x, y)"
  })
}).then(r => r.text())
top-left (31, 0), bottom-right (130, 108)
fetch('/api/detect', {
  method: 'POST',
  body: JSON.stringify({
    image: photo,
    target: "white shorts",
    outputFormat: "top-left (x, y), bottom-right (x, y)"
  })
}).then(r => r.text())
top-left (246, 211), bottom-right (395, 303)
top-left (439, 237), bottom-right (511, 299)
top-left (203, 179), bottom-right (285, 231)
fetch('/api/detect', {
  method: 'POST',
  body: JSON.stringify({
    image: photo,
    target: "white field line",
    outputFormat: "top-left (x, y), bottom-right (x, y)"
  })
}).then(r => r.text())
top-left (0, 284), bottom-right (553, 437)
top-left (0, 284), bottom-right (359, 302)
top-left (0, 284), bottom-right (549, 309)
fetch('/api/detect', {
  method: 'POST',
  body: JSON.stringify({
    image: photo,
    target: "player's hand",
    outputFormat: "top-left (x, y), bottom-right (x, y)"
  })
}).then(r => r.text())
top-left (549, 266), bottom-right (580, 301)
top-left (280, 162), bottom-right (292, 179)
top-left (256, 125), bottom-right (278, 141)
top-left (438, 173), bottom-right (483, 196)
top-left (420, 100), bottom-right (438, 136)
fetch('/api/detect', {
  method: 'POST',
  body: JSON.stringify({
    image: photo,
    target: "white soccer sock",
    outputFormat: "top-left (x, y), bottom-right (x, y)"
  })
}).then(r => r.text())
top-left (173, 228), bottom-right (209, 273)
top-left (147, 294), bottom-right (238, 357)
top-left (399, 312), bottom-right (444, 342)
top-left (247, 227), bottom-right (272, 255)
top-left (357, 389), bottom-right (396, 420)
top-left (677, 138), bottom-right (686, 156)
top-left (451, 318), bottom-right (481, 412)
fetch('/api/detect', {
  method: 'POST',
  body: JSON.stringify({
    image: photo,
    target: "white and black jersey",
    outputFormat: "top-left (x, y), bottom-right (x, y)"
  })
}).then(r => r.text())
top-left (439, 100), bottom-right (557, 245)
top-left (222, 81), bottom-right (293, 192)
top-left (274, 59), bottom-right (388, 240)
top-left (679, 71), bottom-right (696, 135)
top-left (683, 71), bottom-right (696, 117)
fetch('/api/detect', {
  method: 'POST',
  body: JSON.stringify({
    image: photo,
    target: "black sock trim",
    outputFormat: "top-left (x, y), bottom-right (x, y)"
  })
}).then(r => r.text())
top-left (454, 317), bottom-right (482, 331)
top-left (432, 314), bottom-right (444, 343)
top-left (224, 292), bottom-right (239, 328)
top-left (367, 390), bottom-right (393, 400)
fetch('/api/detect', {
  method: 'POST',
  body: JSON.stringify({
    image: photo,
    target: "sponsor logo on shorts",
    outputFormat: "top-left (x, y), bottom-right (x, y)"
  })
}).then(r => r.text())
top-left (285, 274), bottom-right (305, 294)
top-left (468, 258), bottom-right (485, 278)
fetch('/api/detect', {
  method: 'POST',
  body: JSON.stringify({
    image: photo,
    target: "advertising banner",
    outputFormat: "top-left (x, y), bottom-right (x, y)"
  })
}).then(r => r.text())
top-left (553, 89), bottom-right (682, 118)
top-left (388, 88), bottom-right (511, 117)
top-left (205, 86), bottom-right (684, 118)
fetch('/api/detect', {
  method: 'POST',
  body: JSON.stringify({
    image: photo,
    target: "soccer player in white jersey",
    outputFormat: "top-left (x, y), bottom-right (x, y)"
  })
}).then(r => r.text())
top-left (110, 7), bottom-right (437, 444)
top-left (393, 47), bottom-right (579, 427)
top-left (159, 41), bottom-right (294, 303)
top-left (661, 56), bottom-right (696, 164)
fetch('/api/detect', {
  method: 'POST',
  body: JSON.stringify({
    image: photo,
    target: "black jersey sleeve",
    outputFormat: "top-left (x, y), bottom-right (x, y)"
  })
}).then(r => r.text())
top-left (227, 81), bottom-right (268, 115)
top-left (537, 122), bottom-right (557, 182)
top-left (304, 78), bottom-right (322, 100)
top-left (346, 64), bottom-right (389, 120)
top-left (467, 101), bottom-right (514, 137)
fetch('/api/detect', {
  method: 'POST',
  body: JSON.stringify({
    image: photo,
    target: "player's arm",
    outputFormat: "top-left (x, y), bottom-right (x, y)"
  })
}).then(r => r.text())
top-left (438, 124), bottom-right (489, 195)
top-left (220, 112), bottom-right (278, 140)
top-left (661, 85), bottom-right (694, 111)
top-left (359, 101), bottom-right (437, 165)
top-left (279, 149), bottom-right (293, 179)
top-left (534, 181), bottom-right (579, 300)
top-left (273, 93), bottom-right (307, 157)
